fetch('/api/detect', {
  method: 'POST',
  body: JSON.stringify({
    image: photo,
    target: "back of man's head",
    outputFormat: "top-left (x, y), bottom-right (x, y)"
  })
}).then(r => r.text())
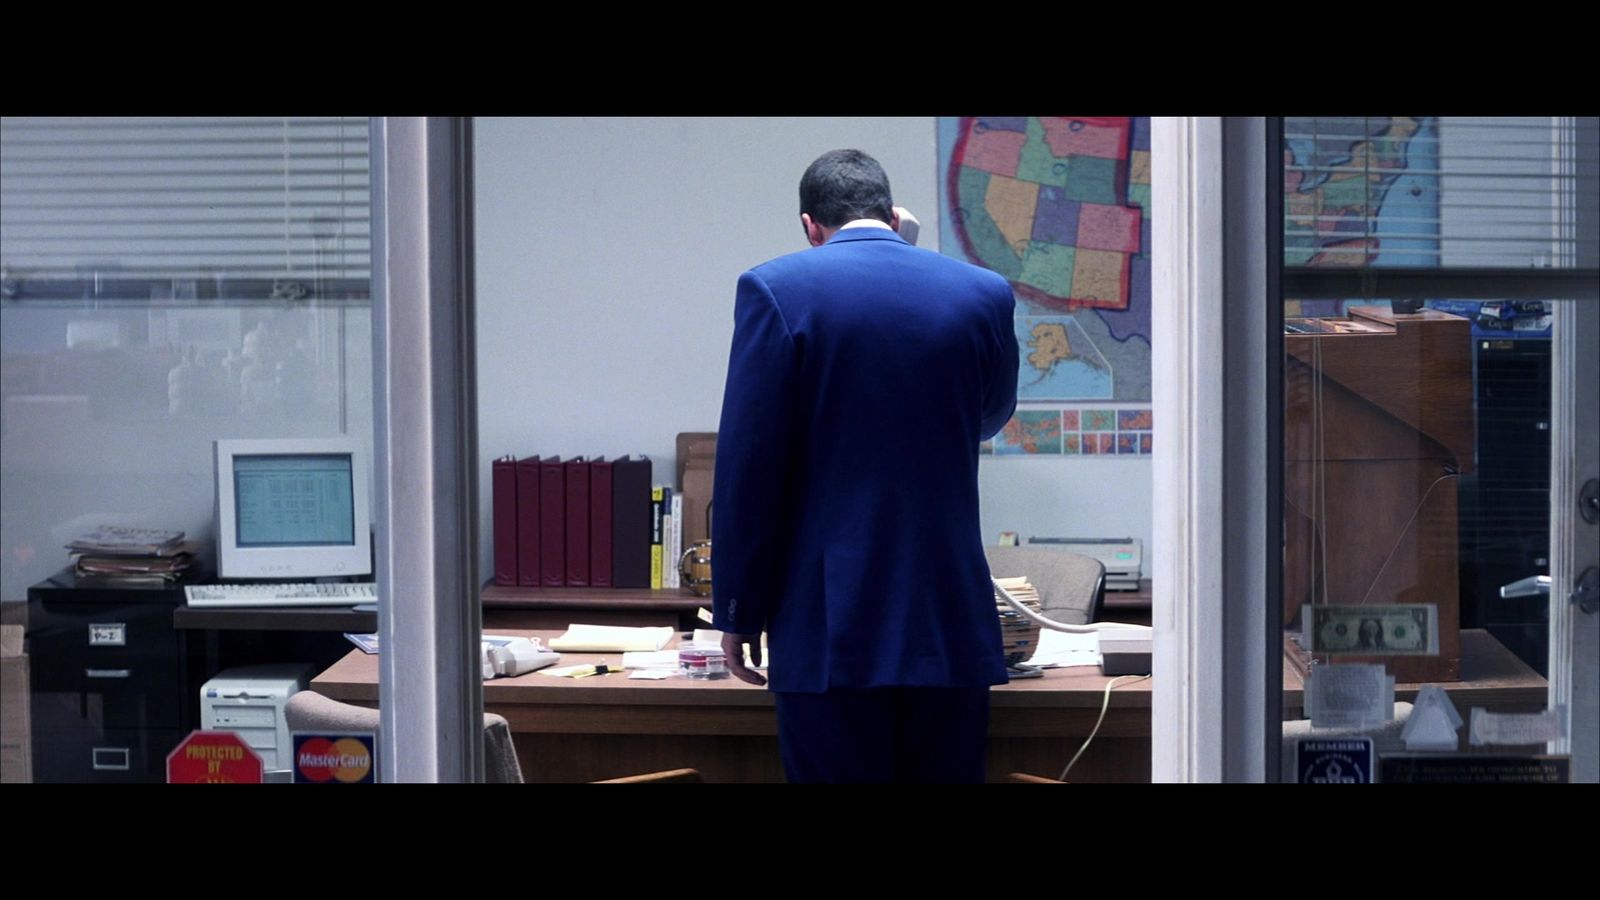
top-left (799, 149), bottom-right (894, 228)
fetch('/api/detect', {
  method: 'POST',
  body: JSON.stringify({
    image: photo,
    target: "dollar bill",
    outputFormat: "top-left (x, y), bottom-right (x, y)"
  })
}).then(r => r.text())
top-left (1308, 604), bottom-right (1439, 656)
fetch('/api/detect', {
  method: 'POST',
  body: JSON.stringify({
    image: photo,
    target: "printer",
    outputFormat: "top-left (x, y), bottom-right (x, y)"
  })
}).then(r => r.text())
top-left (1029, 537), bottom-right (1143, 591)
top-left (200, 663), bottom-right (316, 777)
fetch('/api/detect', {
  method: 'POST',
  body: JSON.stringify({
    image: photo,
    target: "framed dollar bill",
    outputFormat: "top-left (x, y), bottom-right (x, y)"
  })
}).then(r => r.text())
top-left (1308, 604), bottom-right (1441, 656)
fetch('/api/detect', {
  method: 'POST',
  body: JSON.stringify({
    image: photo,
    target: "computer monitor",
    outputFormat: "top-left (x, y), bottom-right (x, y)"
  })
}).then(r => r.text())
top-left (214, 437), bottom-right (372, 580)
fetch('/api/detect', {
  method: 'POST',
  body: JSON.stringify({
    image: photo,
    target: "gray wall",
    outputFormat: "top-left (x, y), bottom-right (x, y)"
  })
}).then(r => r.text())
top-left (471, 117), bottom-right (1154, 579)
top-left (0, 305), bottom-right (373, 602)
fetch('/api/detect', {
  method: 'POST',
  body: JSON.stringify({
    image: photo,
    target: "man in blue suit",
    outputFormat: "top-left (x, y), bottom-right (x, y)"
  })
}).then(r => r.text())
top-left (712, 149), bottom-right (1019, 783)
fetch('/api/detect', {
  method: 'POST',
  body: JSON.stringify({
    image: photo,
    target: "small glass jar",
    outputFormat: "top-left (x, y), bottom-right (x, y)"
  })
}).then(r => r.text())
top-left (678, 642), bottom-right (728, 680)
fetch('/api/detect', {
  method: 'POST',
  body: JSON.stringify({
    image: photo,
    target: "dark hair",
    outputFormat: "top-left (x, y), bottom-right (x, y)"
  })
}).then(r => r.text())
top-left (799, 149), bottom-right (894, 228)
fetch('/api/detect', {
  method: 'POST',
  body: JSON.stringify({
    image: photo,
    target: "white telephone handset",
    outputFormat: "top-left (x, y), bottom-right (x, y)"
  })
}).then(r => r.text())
top-left (481, 636), bottom-right (561, 678)
top-left (893, 206), bottom-right (921, 246)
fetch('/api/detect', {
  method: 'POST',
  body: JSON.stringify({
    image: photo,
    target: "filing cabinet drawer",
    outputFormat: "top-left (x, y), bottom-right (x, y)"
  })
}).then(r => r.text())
top-left (30, 725), bottom-right (183, 784)
top-left (28, 600), bottom-right (181, 684)
top-left (30, 669), bottom-right (187, 731)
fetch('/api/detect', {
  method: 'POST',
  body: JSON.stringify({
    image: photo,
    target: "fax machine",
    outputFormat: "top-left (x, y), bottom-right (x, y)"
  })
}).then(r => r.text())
top-left (1030, 537), bottom-right (1143, 591)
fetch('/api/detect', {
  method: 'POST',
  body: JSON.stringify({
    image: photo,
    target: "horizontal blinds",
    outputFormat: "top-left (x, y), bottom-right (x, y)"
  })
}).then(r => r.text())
top-left (1283, 116), bottom-right (1596, 272)
top-left (1, 117), bottom-right (370, 299)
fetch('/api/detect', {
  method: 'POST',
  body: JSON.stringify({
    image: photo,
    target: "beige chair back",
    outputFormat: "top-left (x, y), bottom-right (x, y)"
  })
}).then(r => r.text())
top-left (284, 690), bottom-right (525, 784)
top-left (984, 546), bottom-right (1106, 625)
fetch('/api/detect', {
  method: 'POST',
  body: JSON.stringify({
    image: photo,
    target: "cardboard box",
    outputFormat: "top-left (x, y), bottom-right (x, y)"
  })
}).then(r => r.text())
top-left (676, 432), bottom-right (717, 547)
top-left (0, 624), bottom-right (31, 783)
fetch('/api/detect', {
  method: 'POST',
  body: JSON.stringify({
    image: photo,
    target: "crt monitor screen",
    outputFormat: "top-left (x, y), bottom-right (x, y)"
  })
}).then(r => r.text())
top-left (215, 437), bottom-right (371, 579)
top-left (233, 454), bottom-right (356, 548)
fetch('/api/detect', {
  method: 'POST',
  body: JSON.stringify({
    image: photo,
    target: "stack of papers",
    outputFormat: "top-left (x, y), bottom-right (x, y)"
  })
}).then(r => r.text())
top-left (548, 624), bottom-right (675, 652)
top-left (66, 526), bottom-right (197, 586)
top-left (67, 525), bottom-right (186, 555)
top-left (1022, 629), bottom-right (1102, 669)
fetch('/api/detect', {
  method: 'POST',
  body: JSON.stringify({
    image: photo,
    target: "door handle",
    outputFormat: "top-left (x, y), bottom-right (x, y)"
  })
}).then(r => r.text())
top-left (1499, 575), bottom-right (1550, 599)
top-left (1573, 567), bottom-right (1598, 615)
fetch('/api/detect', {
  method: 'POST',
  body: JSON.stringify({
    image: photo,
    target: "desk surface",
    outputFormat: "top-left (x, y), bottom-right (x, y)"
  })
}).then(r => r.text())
top-left (313, 628), bottom-right (1153, 711)
top-left (312, 628), bottom-right (1154, 781)
top-left (313, 627), bottom-right (1543, 714)
top-left (309, 627), bottom-right (1543, 783)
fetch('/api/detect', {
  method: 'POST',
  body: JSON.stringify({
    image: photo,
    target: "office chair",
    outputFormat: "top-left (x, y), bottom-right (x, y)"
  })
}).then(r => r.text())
top-left (984, 546), bottom-right (1107, 625)
top-left (283, 690), bottom-right (525, 783)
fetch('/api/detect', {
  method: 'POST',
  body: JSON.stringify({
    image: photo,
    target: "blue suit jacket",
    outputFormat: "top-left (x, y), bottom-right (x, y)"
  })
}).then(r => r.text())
top-left (711, 227), bottom-right (1019, 692)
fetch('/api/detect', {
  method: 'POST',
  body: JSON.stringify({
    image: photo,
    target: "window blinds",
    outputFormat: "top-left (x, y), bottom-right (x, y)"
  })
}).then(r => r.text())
top-left (1282, 116), bottom-right (1597, 300)
top-left (0, 116), bottom-right (370, 301)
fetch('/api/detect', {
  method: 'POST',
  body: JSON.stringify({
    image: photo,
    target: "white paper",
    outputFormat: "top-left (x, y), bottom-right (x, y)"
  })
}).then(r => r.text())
top-left (1469, 706), bottom-right (1567, 746)
top-left (1306, 664), bottom-right (1392, 728)
top-left (622, 650), bottom-right (679, 669)
top-left (483, 634), bottom-right (540, 649)
top-left (1023, 629), bottom-right (1102, 669)
top-left (538, 664), bottom-right (596, 677)
top-left (548, 624), bottom-right (674, 652)
top-left (627, 669), bottom-right (675, 680)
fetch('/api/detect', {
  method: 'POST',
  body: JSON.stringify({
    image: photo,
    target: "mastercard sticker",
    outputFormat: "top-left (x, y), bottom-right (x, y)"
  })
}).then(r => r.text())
top-left (292, 733), bottom-right (377, 784)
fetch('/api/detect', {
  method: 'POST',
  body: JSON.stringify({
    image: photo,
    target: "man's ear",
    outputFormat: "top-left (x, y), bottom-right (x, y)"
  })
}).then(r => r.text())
top-left (800, 213), bottom-right (826, 247)
top-left (889, 208), bottom-right (901, 234)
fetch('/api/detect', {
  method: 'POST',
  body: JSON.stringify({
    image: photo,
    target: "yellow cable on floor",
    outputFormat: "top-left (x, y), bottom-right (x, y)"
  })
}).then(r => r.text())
top-left (1059, 674), bottom-right (1152, 782)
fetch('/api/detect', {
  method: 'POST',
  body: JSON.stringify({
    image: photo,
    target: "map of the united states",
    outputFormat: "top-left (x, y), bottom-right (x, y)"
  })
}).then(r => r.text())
top-left (940, 117), bottom-right (1151, 403)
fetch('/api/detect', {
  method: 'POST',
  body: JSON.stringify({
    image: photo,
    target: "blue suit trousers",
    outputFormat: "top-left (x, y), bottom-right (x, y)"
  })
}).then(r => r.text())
top-left (773, 686), bottom-right (991, 784)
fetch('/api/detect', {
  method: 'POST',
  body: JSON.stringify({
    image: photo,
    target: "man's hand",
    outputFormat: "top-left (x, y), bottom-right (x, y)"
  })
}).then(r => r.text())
top-left (722, 632), bottom-right (767, 686)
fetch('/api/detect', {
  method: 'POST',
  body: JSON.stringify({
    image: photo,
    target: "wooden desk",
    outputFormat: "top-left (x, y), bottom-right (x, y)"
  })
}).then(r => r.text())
top-left (1100, 579), bottom-right (1152, 627)
top-left (173, 604), bottom-right (374, 713)
top-left (311, 627), bottom-right (1546, 783)
top-left (311, 629), bottom-right (1153, 783)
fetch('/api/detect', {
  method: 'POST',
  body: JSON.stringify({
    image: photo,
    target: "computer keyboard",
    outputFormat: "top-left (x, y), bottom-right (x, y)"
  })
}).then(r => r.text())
top-left (185, 582), bottom-right (377, 608)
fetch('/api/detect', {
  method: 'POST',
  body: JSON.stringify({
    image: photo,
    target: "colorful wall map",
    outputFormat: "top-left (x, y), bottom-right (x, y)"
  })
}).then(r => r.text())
top-left (940, 117), bottom-right (1153, 456)
top-left (1282, 116), bottom-right (1440, 317)
top-left (981, 407), bottom-right (1152, 457)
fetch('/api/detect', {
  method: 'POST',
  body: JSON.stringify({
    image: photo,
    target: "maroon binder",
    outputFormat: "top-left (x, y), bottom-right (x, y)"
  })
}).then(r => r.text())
top-left (539, 456), bottom-right (565, 587)
top-left (589, 457), bottom-right (613, 588)
top-left (564, 457), bottom-right (590, 586)
top-left (515, 456), bottom-right (541, 587)
top-left (491, 456), bottom-right (518, 586)
top-left (610, 455), bottom-right (652, 588)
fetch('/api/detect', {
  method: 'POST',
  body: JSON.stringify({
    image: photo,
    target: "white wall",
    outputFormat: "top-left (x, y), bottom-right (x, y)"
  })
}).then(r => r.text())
top-left (472, 117), bottom-right (1154, 578)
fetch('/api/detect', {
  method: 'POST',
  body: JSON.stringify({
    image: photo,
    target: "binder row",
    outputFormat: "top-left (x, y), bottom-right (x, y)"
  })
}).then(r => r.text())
top-left (491, 455), bottom-right (660, 589)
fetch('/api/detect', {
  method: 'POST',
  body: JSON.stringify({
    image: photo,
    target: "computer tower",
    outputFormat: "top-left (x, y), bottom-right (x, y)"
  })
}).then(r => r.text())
top-left (200, 663), bottom-right (315, 775)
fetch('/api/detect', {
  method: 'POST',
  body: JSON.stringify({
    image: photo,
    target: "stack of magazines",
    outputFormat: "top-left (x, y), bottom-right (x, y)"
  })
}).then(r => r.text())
top-left (67, 526), bottom-right (199, 586)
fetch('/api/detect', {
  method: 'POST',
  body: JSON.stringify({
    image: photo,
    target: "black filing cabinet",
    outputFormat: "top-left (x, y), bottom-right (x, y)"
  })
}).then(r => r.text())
top-left (26, 569), bottom-right (204, 783)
